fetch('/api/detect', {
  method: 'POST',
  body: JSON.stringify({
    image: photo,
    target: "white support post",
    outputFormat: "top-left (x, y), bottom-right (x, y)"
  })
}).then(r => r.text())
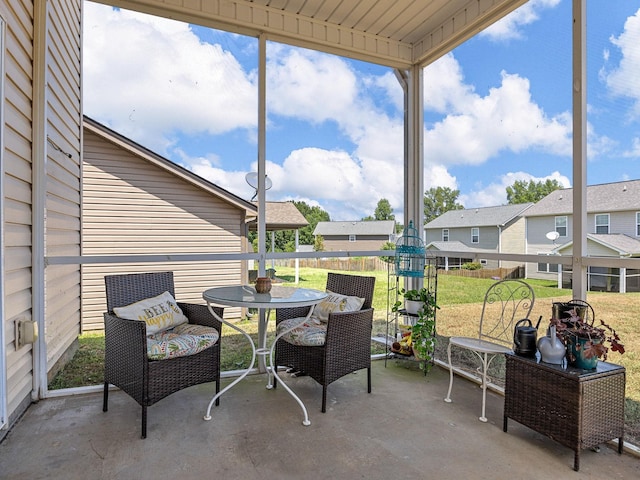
top-left (572, 0), bottom-right (588, 300)
top-left (396, 65), bottom-right (424, 292)
top-left (295, 230), bottom-right (300, 284)
top-left (257, 34), bottom-right (267, 372)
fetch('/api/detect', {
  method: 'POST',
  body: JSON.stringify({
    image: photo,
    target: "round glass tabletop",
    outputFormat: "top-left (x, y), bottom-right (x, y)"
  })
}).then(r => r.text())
top-left (203, 285), bottom-right (327, 309)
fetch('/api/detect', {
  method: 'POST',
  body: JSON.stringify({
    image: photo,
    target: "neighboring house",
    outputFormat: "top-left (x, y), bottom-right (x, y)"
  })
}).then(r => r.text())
top-left (313, 220), bottom-right (395, 251)
top-left (424, 204), bottom-right (533, 269)
top-left (82, 117), bottom-right (257, 330)
top-left (525, 180), bottom-right (640, 292)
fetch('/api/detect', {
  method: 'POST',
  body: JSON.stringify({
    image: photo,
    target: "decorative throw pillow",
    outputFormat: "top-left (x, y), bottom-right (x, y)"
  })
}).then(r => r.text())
top-left (113, 291), bottom-right (188, 334)
top-left (313, 290), bottom-right (365, 323)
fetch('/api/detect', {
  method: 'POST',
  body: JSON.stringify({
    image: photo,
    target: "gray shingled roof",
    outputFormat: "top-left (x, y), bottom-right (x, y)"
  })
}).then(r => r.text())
top-left (313, 220), bottom-right (395, 236)
top-left (424, 203), bottom-right (533, 229)
top-left (525, 180), bottom-right (640, 216)
top-left (247, 202), bottom-right (309, 230)
top-left (554, 233), bottom-right (640, 257)
top-left (426, 240), bottom-right (495, 254)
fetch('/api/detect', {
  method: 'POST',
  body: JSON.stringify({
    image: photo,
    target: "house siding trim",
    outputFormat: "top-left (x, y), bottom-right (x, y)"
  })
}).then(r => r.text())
top-left (1, 0), bottom-right (40, 436)
top-left (0, 12), bottom-right (7, 429)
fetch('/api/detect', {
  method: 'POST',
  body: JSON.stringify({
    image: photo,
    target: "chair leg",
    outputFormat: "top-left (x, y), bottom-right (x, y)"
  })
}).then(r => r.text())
top-left (102, 382), bottom-right (109, 412)
top-left (367, 367), bottom-right (371, 393)
top-left (141, 406), bottom-right (147, 439)
top-left (321, 386), bottom-right (327, 413)
top-left (444, 342), bottom-right (454, 403)
top-left (215, 378), bottom-right (220, 407)
top-left (479, 352), bottom-right (489, 422)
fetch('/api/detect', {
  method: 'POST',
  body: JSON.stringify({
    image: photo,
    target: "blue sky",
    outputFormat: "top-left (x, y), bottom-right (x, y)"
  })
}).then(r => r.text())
top-left (83, 1), bottom-right (640, 221)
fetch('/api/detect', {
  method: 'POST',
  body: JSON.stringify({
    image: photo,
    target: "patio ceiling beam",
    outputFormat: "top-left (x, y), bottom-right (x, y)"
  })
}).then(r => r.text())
top-left (105, 1), bottom-right (529, 69)
top-left (104, 0), bottom-right (413, 68)
top-left (413, 0), bottom-right (530, 67)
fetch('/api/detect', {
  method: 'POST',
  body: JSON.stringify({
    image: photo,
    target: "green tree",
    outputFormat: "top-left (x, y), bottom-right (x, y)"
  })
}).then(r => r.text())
top-left (292, 200), bottom-right (330, 246)
top-left (374, 198), bottom-right (395, 221)
top-left (423, 187), bottom-right (464, 224)
top-left (381, 241), bottom-right (396, 263)
top-left (314, 234), bottom-right (325, 252)
top-left (362, 198), bottom-right (395, 222)
top-left (506, 179), bottom-right (562, 204)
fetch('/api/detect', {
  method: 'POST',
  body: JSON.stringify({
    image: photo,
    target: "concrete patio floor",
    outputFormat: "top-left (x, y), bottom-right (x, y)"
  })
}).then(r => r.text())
top-left (1, 360), bottom-right (639, 479)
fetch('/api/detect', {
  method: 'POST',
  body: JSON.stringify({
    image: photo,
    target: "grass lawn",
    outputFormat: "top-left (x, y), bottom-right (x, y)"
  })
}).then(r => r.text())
top-left (49, 266), bottom-right (640, 444)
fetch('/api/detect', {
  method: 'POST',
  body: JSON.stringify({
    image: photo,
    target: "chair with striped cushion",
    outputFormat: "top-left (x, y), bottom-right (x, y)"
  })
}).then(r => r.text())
top-left (274, 272), bottom-right (375, 412)
top-left (103, 271), bottom-right (223, 438)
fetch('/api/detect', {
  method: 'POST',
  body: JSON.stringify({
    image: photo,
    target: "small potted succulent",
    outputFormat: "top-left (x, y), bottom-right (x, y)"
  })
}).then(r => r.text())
top-left (550, 308), bottom-right (625, 369)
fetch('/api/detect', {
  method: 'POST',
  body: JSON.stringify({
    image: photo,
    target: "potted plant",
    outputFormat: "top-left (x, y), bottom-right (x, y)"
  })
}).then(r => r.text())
top-left (394, 287), bottom-right (431, 314)
top-left (392, 288), bottom-right (439, 367)
top-left (550, 309), bottom-right (625, 369)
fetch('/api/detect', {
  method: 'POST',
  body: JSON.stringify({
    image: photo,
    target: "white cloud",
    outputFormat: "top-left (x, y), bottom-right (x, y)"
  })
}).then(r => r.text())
top-left (480, 0), bottom-right (562, 41)
top-left (424, 56), bottom-right (573, 166)
top-left (459, 171), bottom-right (571, 208)
top-left (83, 3), bottom-right (257, 155)
top-left (267, 46), bottom-right (358, 123)
top-left (622, 137), bottom-right (640, 158)
top-left (189, 157), bottom-right (258, 200)
top-left (600, 8), bottom-right (640, 118)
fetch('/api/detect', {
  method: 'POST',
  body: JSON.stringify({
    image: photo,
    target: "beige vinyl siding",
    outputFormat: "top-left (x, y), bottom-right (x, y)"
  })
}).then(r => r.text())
top-left (2, 0), bottom-right (35, 425)
top-left (322, 236), bottom-right (388, 251)
top-left (556, 240), bottom-right (618, 258)
top-left (44, 0), bottom-right (82, 379)
top-left (81, 130), bottom-right (246, 330)
top-left (500, 218), bottom-right (526, 269)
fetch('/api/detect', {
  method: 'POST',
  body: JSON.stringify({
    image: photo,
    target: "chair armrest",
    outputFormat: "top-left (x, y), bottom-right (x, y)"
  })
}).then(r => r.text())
top-left (179, 302), bottom-right (223, 331)
top-left (325, 308), bottom-right (374, 346)
top-left (103, 312), bottom-right (148, 371)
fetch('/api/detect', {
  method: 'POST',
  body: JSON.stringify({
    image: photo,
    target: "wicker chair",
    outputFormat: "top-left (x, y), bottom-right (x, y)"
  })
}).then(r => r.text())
top-left (102, 272), bottom-right (223, 438)
top-left (274, 272), bottom-right (376, 412)
top-left (444, 279), bottom-right (534, 422)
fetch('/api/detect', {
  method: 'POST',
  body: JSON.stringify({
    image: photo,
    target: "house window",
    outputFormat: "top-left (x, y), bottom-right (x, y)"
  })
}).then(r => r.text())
top-left (348, 234), bottom-right (356, 242)
top-left (636, 212), bottom-right (640, 236)
top-left (471, 227), bottom-right (479, 244)
top-left (595, 213), bottom-right (609, 234)
top-left (442, 229), bottom-right (449, 241)
top-left (537, 253), bottom-right (559, 273)
top-left (555, 216), bottom-right (567, 237)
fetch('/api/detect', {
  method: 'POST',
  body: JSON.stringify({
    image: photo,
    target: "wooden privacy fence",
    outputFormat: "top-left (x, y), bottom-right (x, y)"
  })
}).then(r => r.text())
top-left (273, 259), bottom-right (523, 279)
top-left (438, 266), bottom-right (524, 280)
top-left (273, 257), bottom-right (392, 272)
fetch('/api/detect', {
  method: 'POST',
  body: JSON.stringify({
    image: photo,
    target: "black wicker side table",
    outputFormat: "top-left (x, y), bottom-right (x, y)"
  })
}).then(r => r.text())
top-left (503, 353), bottom-right (625, 471)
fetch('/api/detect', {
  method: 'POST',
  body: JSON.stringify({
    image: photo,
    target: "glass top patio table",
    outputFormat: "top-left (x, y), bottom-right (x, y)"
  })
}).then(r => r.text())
top-left (202, 285), bottom-right (327, 426)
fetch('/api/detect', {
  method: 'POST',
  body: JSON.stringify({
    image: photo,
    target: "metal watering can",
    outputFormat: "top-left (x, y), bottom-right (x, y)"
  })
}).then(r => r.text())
top-left (513, 318), bottom-right (540, 357)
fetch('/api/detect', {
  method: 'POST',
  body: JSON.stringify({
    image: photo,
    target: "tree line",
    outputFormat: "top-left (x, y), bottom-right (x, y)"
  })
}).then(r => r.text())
top-left (250, 179), bottom-right (562, 252)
